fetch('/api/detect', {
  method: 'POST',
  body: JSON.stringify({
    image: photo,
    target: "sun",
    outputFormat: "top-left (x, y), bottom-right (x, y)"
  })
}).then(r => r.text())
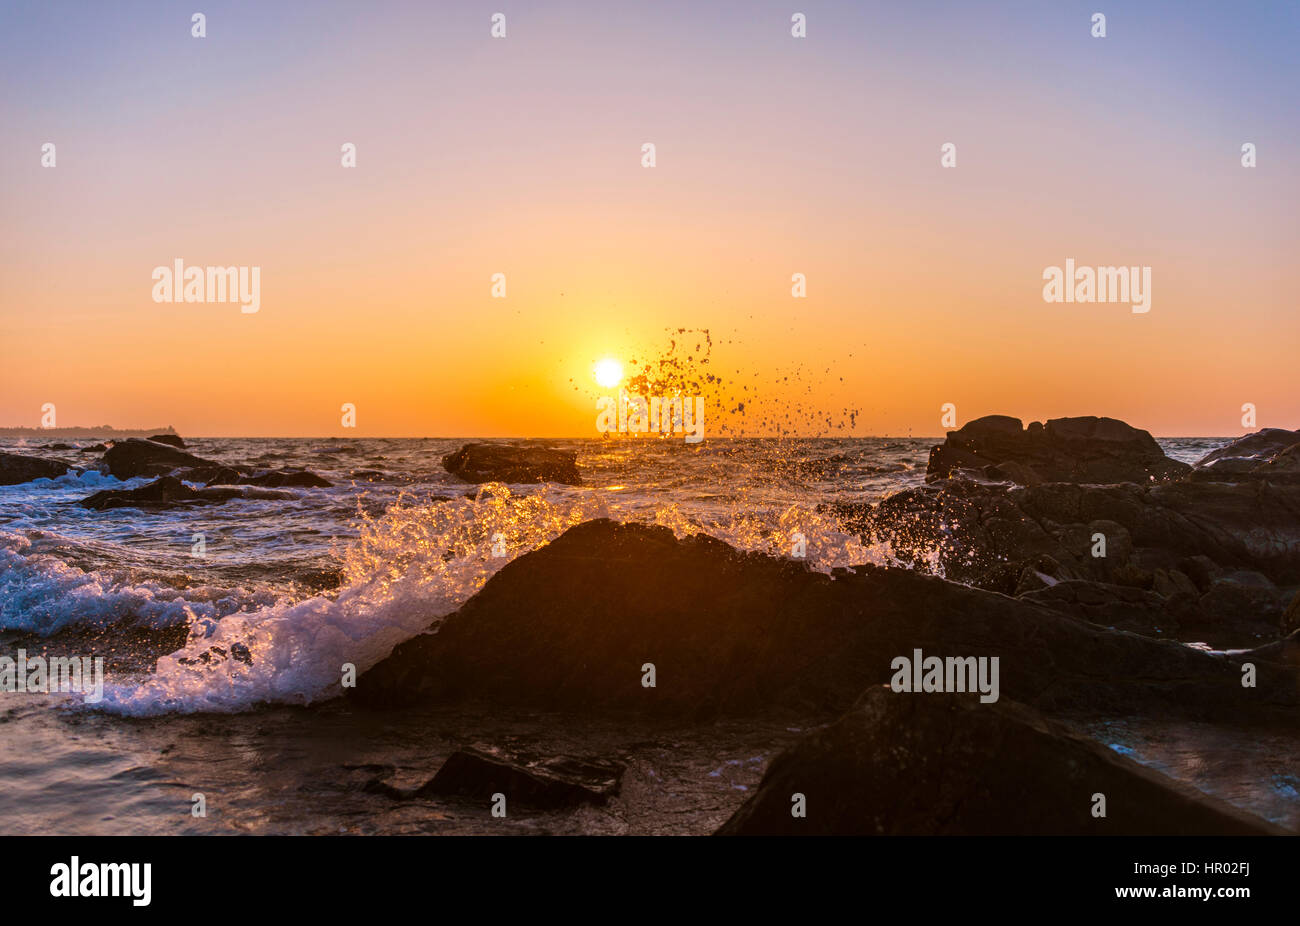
top-left (594, 357), bottom-right (624, 389)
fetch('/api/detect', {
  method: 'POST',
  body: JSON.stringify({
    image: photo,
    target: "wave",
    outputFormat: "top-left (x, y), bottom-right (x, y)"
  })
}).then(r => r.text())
top-left (0, 531), bottom-right (280, 635)
top-left (67, 484), bottom-right (895, 716)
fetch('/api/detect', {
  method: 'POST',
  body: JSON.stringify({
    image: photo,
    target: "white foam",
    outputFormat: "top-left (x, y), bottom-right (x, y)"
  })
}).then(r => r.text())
top-left (80, 484), bottom-right (903, 716)
top-left (0, 531), bottom-right (277, 634)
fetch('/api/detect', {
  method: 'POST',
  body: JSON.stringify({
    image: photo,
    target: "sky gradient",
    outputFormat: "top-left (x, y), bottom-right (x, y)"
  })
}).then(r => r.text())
top-left (2, 0), bottom-right (1297, 437)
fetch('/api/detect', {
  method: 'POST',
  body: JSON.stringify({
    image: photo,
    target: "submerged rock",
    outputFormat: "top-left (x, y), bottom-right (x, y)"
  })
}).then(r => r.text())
top-left (78, 475), bottom-right (293, 510)
top-left (0, 451), bottom-right (73, 485)
top-left (715, 687), bottom-right (1287, 835)
top-left (442, 442), bottom-right (581, 486)
top-left (237, 469), bottom-right (332, 488)
top-left (98, 438), bottom-right (221, 479)
top-left (416, 747), bottom-right (624, 807)
top-left (353, 520), bottom-right (1297, 721)
top-left (927, 415), bottom-right (1190, 485)
top-left (171, 466), bottom-right (332, 488)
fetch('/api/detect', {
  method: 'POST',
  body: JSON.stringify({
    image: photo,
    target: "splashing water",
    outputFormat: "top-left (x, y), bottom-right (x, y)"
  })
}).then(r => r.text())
top-left (87, 476), bottom-right (901, 716)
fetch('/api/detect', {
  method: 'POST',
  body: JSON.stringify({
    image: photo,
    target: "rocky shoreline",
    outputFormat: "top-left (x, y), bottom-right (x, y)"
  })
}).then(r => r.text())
top-left (348, 418), bottom-right (1300, 834)
top-left (3, 422), bottom-right (1297, 834)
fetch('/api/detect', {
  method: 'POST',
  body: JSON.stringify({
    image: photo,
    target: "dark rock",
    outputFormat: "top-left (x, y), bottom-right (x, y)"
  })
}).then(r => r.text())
top-left (79, 443), bottom-right (107, 453)
top-left (353, 520), bottom-right (1297, 721)
top-left (1256, 442), bottom-right (1300, 483)
top-left (927, 415), bottom-right (1191, 485)
top-left (78, 475), bottom-right (293, 510)
top-left (361, 776), bottom-right (408, 800)
top-left (1020, 580), bottom-right (1183, 638)
top-left (414, 746), bottom-right (624, 807)
top-left (237, 470), bottom-right (332, 488)
top-left (442, 442), bottom-right (581, 485)
top-left (99, 438), bottom-right (221, 480)
top-left (147, 433), bottom-right (186, 448)
top-left (0, 452), bottom-right (73, 485)
top-left (832, 474), bottom-right (1300, 645)
top-left (173, 467), bottom-right (330, 488)
top-left (177, 641), bottom-right (257, 667)
top-left (715, 687), bottom-right (1286, 835)
top-left (171, 465), bottom-right (245, 485)
top-left (983, 459), bottom-right (1043, 486)
top-left (41, 442), bottom-right (75, 450)
top-left (1285, 591), bottom-right (1300, 636)
top-left (1192, 428), bottom-right (1300, 480)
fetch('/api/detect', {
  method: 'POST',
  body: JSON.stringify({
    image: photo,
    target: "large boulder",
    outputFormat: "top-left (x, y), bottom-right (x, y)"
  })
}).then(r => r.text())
top-left (442, 442), bottom-right (581, 486)
top-left (715, 687), bottom-right (1286, 835)
top-left (147, 433), bottom-right (186, 448)
top-left (98, 438), bottom-right (221, 480)
top-left (352, 520), bottom-right (1298, 721)
top-left (0, 451), bottom-right (73, 485)
top-left (832, 473), bottom-right (1300, 645)
top-left (78, 475), bottom-right (292, 510)
top-left (927, 415), bottom-right (1191, 485)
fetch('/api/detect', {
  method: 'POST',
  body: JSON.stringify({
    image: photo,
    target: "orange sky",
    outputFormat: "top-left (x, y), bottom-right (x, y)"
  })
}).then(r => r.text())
top-left (2, 1), bottom-right (1296, 437)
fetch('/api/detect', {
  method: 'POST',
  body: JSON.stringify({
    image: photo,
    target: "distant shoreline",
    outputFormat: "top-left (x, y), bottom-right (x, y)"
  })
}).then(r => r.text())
top-left (0, 432), bottom-right (1238, 441)
top-left (0, 427), bottom-right (177, 438)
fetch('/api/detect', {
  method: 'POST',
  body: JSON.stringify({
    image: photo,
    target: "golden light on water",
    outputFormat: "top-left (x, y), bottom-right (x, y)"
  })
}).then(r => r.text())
top-left (594, 358), bottom-right (624, 389)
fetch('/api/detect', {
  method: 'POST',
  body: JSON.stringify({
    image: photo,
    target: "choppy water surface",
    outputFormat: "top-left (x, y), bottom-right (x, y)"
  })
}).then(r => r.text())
top-left (3, 435), bottom-right (1290, 834)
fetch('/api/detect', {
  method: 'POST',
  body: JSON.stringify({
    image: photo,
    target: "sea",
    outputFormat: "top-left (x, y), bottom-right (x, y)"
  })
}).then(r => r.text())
top-left (5, 435), bottom-right (1293, 835)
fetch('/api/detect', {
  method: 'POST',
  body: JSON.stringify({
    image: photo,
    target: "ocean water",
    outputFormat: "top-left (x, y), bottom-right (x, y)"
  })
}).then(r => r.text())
top-left (6, 434), bottom-right (1287, 835)
top-left (0, 437), bottom-right (945, 714)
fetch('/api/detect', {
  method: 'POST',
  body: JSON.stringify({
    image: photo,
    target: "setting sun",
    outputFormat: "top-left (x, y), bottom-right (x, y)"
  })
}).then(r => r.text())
top-left (594, 358), bottom-right (624, 389)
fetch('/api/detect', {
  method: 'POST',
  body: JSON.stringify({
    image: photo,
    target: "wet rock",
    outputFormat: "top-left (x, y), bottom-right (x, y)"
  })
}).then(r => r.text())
top-left (41, 442), bottom-right (76, 450)
top-left (78, 475), bottom-right (293, 510)
top-left (1256, 442), bottom-right (1300, 482)
top-left (79, 443), bottom-right (107, 453)
top-left (237, 470), bottom-right (332, 488)
top-left (1285, 591), bottom-right (1300, 636)
top-left (1191, 428), bottom-right (1300, 481)
top-left (172, 467), bottom-right (331, 488)
top-left (353, 520), bottom-right (1297, 721)
top-left (177, 641), bottom-right (256, 667)
top-left (0, 452), bottom-right (74, 485)
top-left (927, 415), bottom-right (1191, 485)
top-left (442, 442), bottom-right (581, 486)
top-left (415, 747), bottom-right (624, 807)
top-left (1020, 580), bottom-right (1183, 638)
top-left (715, 687), bottom-right (1286, 835)
top-left (99, 438), bottom-right (221, 480)
top-left (832, 474), bottom-right (1300, 645)
top-left (983, 459), bottom-right (1043, 486)
top-left (171, 465), bottom-right (245, 485)
top-left (147, 433), bottom-right (186, 448)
